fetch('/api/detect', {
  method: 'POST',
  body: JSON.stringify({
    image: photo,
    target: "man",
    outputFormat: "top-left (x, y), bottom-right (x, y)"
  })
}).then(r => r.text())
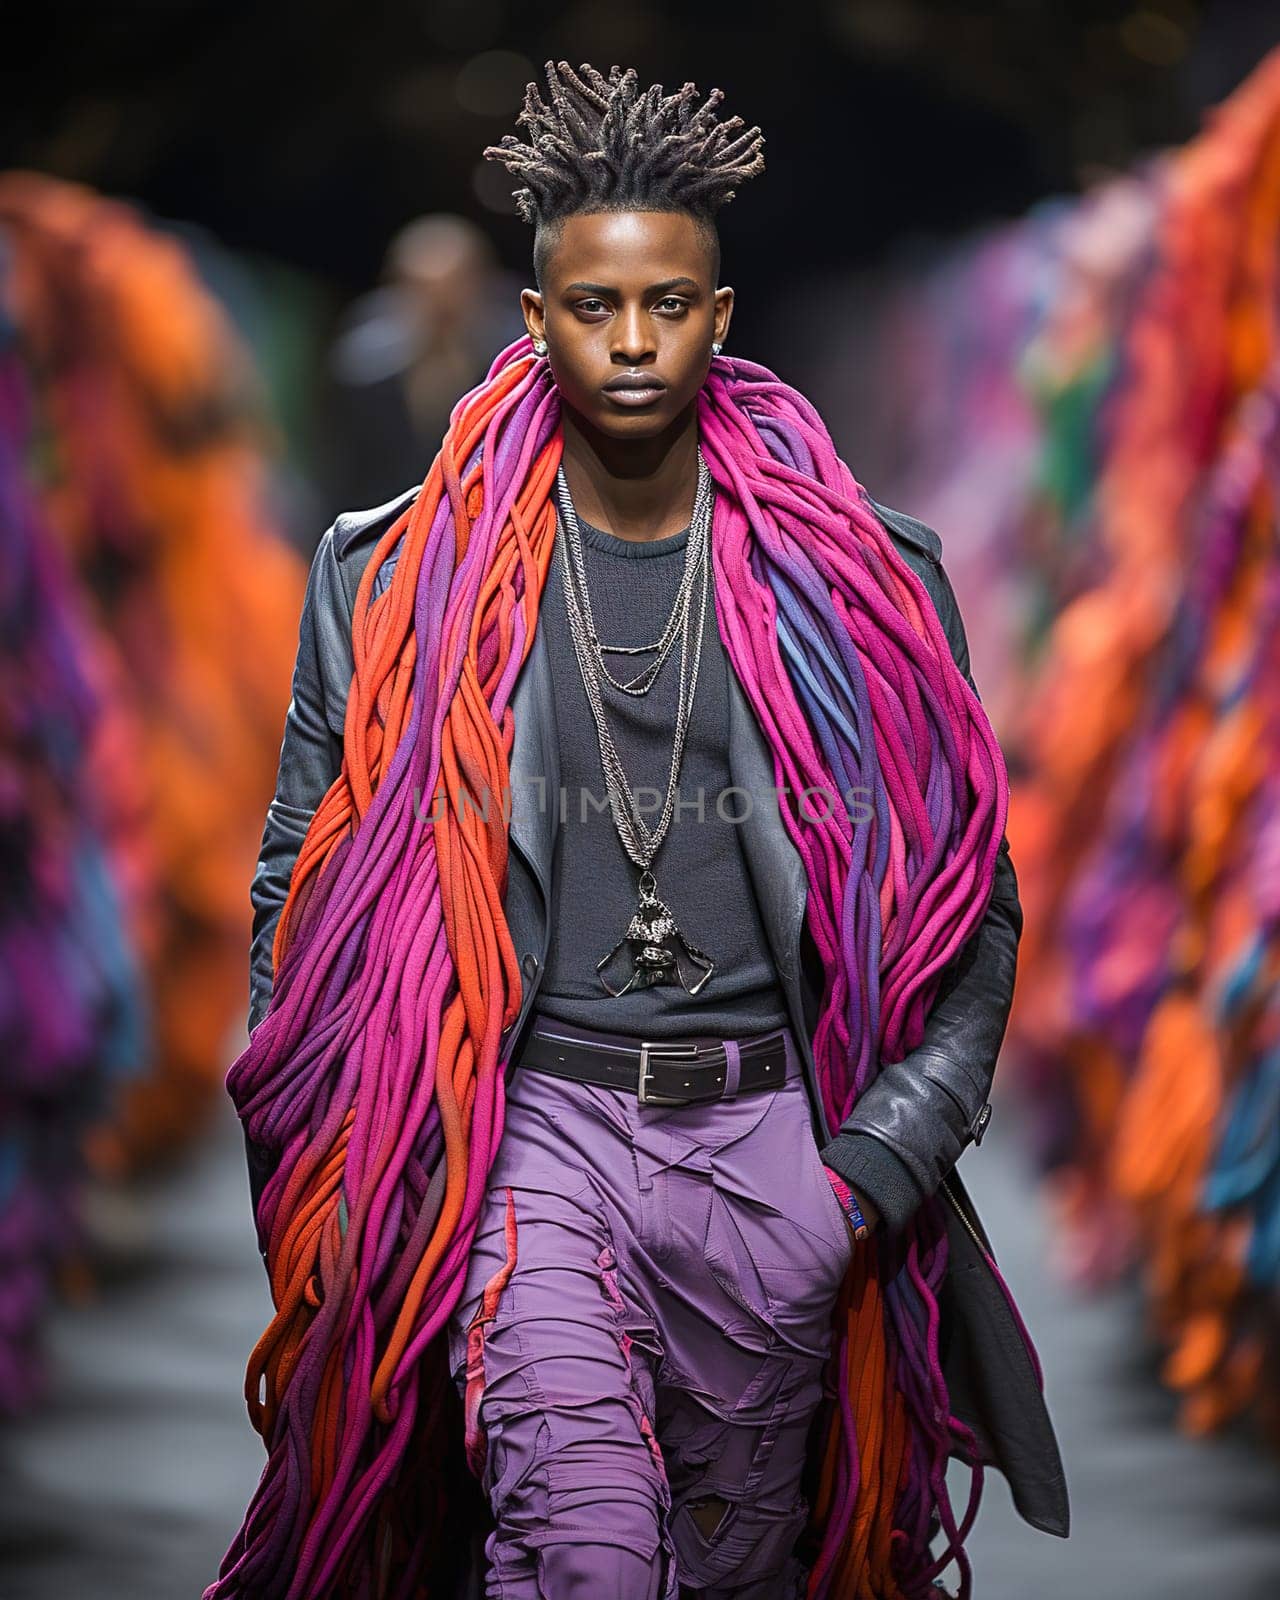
top-left (220, 61), bottom-right (1067, 1600)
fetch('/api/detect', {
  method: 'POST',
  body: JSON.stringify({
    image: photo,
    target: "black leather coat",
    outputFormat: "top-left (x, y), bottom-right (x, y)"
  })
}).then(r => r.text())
top-left (244, 485), bottom-right (1070, 1541)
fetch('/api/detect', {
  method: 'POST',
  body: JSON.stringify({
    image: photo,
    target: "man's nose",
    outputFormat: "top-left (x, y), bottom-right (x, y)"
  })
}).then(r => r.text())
top-left (611, 305), bottom-right (656, 363)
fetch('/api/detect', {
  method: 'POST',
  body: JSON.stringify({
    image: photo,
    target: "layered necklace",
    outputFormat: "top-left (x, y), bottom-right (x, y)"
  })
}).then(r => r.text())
top-left (555, 451), bottom-right (717, 997)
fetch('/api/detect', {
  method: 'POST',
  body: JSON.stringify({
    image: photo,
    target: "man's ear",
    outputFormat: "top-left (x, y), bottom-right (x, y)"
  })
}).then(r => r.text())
top-left (520, 288), bottom-right (545, 344)
top-left (713, 285), bottom-right (734, 346)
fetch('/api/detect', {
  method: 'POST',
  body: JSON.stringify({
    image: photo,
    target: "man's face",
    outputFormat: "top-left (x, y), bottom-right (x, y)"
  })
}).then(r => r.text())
top-left (521, 210), bottom-right (733, 439)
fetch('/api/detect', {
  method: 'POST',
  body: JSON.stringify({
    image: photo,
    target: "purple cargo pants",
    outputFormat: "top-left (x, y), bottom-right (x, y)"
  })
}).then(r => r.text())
top-left (445, 1014), bottom-right (854, 1598)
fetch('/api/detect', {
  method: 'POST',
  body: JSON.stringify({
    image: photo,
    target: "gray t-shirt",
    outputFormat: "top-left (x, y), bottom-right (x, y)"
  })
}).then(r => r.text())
top-left (535, 510), bottom-right (790, 1038)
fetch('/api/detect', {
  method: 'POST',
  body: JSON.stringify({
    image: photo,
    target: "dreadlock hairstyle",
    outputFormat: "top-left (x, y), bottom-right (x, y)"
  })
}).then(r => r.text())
top-left (482, 60), bottom-right (765, 285)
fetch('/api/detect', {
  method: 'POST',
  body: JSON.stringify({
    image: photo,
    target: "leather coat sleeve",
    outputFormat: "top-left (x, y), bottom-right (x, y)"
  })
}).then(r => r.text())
top-left (243, 521), bottom-right (352, 1222)
top-left (247, 523), bottom-right (351, 1036)
top-left (820, 540), bottom-right (1023, 1232)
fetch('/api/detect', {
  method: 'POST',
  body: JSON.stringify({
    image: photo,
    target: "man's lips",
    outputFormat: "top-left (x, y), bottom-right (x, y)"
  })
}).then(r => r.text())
top-left (602, 376), bottom-right (667, 406)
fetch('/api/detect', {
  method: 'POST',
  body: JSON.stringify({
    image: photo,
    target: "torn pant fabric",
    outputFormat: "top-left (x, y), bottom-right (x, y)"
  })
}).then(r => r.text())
top-left (445, 1016), bottom-right (854, 1599)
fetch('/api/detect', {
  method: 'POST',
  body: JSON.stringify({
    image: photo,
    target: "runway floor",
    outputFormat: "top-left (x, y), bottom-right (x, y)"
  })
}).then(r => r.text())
top-left (2, 1074), bottom-right (1277, 1599)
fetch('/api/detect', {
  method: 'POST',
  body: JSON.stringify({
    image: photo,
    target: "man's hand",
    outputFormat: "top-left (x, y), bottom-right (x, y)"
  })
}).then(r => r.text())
top-left (822, 1163), bottom-right (880, 1242)
top-left (850, 1185), bottom-right (880, 1235)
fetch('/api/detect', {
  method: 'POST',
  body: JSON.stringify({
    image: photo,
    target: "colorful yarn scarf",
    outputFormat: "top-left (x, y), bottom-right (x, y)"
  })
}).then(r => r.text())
top-left (0, 170), bottom-right (306, 1180)
top-left (0, 327), bottom-right (145, 1413)
top-left (206, 335), bottom-right (1008, 1600)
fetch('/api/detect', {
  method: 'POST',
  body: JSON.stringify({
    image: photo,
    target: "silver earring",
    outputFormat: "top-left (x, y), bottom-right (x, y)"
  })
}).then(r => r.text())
top-left (532, 337), bottom-right (548, 356)
top-left (711, 341), bottom-right (723, 356)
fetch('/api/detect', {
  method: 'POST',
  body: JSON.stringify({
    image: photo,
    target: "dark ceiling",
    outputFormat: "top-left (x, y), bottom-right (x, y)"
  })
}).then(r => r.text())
top-left (7, 1), bottom-right (1276, 310)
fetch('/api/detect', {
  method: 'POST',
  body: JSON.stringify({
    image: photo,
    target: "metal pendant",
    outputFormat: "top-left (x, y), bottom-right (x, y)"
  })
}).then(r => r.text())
top-left (596, 869), bottom-right (715, 997)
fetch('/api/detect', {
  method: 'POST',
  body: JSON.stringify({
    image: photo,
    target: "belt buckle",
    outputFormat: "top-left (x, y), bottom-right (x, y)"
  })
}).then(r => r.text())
top-left (637, 1041), bottom-right (700, 1106)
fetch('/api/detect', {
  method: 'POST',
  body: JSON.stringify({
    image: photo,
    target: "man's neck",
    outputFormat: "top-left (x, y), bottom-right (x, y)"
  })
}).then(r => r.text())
top-left (559, 407), bottom-right (700, 543)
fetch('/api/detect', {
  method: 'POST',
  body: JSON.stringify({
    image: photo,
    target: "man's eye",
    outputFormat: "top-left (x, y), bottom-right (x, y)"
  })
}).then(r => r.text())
top-left (574, 297), bottom-right (686, 314)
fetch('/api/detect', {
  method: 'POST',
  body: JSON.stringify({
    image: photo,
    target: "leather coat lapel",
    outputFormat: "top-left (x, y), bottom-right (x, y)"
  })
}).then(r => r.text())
top-left (507, 618), bottom-right (559, 893)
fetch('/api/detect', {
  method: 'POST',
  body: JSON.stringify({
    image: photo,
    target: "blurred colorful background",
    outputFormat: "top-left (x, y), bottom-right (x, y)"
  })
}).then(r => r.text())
top-left (3, 3), bottom-right (1280, 1597)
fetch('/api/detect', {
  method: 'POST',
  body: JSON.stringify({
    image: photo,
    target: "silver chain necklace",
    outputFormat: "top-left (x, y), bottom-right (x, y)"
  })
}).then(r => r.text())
top-left (558, 457), bottom-right (715, 696)
top-left (555, 453), bottom-right (717, 997)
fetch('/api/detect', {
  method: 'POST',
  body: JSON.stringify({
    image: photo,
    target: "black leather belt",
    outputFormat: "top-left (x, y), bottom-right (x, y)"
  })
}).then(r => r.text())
top-left (518, 1023), bottom-right (791, 1107)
